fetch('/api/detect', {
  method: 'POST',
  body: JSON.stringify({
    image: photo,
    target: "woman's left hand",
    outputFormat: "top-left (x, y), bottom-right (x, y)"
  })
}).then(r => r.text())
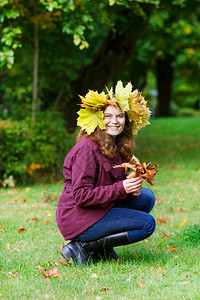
top-left (123, 177), bottom-right (143, 194)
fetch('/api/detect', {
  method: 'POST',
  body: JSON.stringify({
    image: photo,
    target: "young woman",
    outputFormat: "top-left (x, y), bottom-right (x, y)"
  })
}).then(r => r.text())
top-left (56, 81), bottom-right (156, 265)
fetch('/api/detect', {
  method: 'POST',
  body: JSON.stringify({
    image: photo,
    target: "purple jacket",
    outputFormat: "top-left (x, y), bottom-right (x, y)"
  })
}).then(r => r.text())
top-left (56, 138), bottom-right (128, 240)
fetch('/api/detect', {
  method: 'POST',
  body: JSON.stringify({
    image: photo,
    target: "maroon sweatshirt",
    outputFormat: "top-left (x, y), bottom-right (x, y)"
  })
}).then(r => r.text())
top-left (56, 138), bottom-right (128, 240)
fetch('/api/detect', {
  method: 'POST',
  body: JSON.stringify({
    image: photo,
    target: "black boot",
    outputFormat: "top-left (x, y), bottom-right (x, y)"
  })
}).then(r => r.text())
top-left (91, 248), bottom-right (123, 262)
top-left (60, 232), bottom-right (130, 265)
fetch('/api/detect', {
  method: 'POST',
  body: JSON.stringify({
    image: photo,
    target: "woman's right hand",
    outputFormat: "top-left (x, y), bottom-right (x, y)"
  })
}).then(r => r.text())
top-left (123, 177), bottom-right (143, 194)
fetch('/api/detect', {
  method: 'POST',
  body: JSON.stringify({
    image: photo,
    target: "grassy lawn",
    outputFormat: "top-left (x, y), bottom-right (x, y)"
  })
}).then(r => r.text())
top-left (0, 117), bottom-right (200, 299)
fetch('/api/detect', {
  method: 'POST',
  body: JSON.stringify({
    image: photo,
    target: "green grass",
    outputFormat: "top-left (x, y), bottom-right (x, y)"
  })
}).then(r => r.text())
top-left (0, 117), bottom-right (200, 299)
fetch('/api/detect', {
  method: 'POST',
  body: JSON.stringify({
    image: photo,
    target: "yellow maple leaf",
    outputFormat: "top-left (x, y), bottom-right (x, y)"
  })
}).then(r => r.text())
top-left (79, 90), bottom-right (107, 110)
top-left (179, 219), bottom-right (187, 227)
top-left (115, 80), bottom-right (130, 112)
top-left (77, 109), bottom-right (106, 134)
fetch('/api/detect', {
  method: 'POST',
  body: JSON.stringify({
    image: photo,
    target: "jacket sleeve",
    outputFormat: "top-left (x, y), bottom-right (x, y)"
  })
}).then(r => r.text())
top-left (71, 143), bottom-right (126, 207)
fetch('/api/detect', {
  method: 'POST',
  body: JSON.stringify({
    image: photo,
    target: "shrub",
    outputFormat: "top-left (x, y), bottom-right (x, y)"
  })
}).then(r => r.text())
top-left (0, 112), bottom-right (76, 186)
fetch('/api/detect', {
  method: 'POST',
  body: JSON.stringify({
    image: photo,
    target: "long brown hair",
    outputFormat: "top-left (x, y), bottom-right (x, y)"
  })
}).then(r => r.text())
top-left (77, 113), bottom-right (134, 162)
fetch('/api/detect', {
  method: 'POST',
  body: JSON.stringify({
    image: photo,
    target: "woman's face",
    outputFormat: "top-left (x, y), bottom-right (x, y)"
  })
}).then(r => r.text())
top-left (104, 105), bottom-right (126, 137)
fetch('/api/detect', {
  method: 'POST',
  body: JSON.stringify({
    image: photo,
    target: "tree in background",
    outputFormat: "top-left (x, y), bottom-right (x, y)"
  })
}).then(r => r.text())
top-left (134, 0), bottom-right (200, 116)
top-left (1, 0), bottom-right (200, 130)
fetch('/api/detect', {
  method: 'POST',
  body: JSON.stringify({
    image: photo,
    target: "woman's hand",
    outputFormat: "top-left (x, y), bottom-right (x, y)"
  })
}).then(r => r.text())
top-left (123, 177), bottom-right (143, 194)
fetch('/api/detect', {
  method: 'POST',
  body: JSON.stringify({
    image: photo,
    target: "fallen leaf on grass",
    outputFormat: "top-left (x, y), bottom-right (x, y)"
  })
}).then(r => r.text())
top-left (169, 164), bottom-right (179, 169)
top-left (26, 217), bottom-right (39, 223)
top-left (57, 258), bottom-right (69, 266)
top-left (18, 226), bottom-right (26, 233)
top-left (167, 246), bottom-right (176, 252)
top-left (181, 281), bottom-right (189, 285)
top-left (8, 271), bottom-right (18, 277)
top-left (34, 202), bottom-right (39, 210)
top-left (177, 207), bottom-right (186, 212)
top-left (6, 244), bottom-right (12, 251)
top-left (100, 287), bottom-right (109, 292)
top-left (155, 198), bottom-right (162, 205)
top-left (43, 195), bottom-right (51, 202)
top-left (137, 281), bottom-right (144, 287)
top-left (38, 265), bottom-right (63, 278)
top-left (38, 265), bottom-right (48, 277)
top-left (179, 219), bottom-right (187, 227)
top-left (43, 195), bottom-right (58, 203)
top-left (162, 233), bottom-right (173, 239)
top-left (156, 216), bottom-right (168, 224)
top-left (169, 207), bottom-right (174, 212)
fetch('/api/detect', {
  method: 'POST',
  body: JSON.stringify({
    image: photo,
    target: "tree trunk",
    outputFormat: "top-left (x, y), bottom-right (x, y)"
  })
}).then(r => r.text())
top-left (32, 0), bottom-right (39, 122)
top-left (156, 57), bottom-right (174, 117)
top-left (0, 66), bottom-right (8, 84)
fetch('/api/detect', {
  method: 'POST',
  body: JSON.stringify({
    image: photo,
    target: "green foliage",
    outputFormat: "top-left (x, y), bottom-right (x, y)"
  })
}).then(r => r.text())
top-left (0, 111), bottom-right (76, 185)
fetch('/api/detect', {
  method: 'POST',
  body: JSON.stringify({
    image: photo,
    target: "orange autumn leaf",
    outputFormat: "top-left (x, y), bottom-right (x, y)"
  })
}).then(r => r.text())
top-left (137, 281), bottom-right (144, 287)
top-left (155, 198), bottom-right (162, 205)
top-left (156, 216), bottom-right (168, 224)
top-left (38, 265), bottom-right (48, 278)
top-left (38, 265), bottom-right (63, 278)
top-left (8, 271), bottom-right (18, 277)
top-left (169, 206), bottom-right (174, 212)
top-left (167, 246), bottom-right (177, 253)
top-left (177, 207), bottom-right (186, 212)
top-left (57, 258), bottom-right (69, 266)
top-left (114, 154), bottom-right (159, 186)
top-left (43, 195), bottom-right (51, 202)
top-left (48, 267), bottom-right (63, 278)
top-left (18, 226), bottom-right (26, 233)
top-left (169, 164), bottom-right (179, 169)
top-left (26, 217), bottom-right (39, 223)
top-left (162, 233), bottom-right (173, 239)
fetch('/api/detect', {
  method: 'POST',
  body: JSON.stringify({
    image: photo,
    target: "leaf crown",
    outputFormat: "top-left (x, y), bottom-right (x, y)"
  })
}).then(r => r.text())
top-left (77, 80), bottom-right (151, 135)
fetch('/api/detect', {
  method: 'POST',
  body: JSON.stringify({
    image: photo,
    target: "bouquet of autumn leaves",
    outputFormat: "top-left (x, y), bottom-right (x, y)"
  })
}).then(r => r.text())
top-left (114, 155), bottom-right (159, 196)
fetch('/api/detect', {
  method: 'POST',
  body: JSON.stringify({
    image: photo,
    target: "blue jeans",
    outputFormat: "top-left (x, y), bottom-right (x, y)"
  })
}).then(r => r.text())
top-left (74, 188), bottom-right (156, 244)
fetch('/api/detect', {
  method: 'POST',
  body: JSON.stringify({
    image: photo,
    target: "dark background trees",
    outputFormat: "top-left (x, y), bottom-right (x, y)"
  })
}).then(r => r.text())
top-left (1, 0), bottom-right (200, 128)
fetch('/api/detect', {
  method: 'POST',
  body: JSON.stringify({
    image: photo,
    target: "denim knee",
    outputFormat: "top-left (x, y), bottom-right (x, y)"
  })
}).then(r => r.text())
top-left (145, 214), bottom-right (156, 237)
top-left (142, 188), bottom-right (155, 213)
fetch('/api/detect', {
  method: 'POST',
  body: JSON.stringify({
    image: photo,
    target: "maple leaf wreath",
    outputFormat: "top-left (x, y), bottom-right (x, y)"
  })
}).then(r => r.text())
top-left (77, 80), bottom-right (151, 135)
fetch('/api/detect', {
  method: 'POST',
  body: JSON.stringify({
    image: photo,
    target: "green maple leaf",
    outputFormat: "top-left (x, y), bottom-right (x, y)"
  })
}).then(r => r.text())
top-left (77, 109), bottom-right (106, 134)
